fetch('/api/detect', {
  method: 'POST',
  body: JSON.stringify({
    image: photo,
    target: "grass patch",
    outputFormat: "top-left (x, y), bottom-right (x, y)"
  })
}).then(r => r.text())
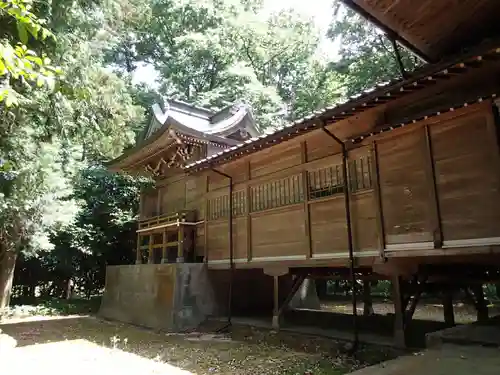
top-left (1, 297), bottom-right (101, 320)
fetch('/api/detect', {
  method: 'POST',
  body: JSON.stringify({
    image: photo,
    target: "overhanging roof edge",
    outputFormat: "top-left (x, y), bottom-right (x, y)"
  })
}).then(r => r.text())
top-left (185, 42), bottom-right (500, 172)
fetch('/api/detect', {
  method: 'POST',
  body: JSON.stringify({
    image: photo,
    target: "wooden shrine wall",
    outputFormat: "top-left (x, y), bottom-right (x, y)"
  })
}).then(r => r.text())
top-left (138, 100), bottom-right (500, 265)
top-left (202, 101), bottom-right (500, 264)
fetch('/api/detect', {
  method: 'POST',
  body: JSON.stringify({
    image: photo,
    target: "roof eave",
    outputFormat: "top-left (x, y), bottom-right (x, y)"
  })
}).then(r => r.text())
top-left (185, 42), bottom-right (500, 173)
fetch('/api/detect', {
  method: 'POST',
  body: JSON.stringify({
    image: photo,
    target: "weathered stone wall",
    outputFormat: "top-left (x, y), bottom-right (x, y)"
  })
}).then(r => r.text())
top-left (172, 264), bottom-right (217, 330)
top-left (100, 264), bottom-right (216, 331)
top-left (100, 265), bottom-right (295, 330)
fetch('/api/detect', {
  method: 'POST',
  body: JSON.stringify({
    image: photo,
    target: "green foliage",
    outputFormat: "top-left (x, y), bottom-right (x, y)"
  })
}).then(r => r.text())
top-left (109, 0), bottom-right (345, 128)
top-left (0, 0), bottom-right (59, 106)
top-left (327, 1), bottom-right (422, 97)
top-left (13, 166), bottom-right (149, 298)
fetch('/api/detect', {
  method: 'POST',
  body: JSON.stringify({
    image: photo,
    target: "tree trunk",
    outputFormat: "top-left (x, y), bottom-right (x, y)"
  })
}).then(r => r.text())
top-left (0, 251), bottom-right (18, 309)
top-left (363, 280), bottom-right (374, 316)
top-left (65, 279), bottom-right (72, 300)
top-left (289, 278), bottom-right (321, 310)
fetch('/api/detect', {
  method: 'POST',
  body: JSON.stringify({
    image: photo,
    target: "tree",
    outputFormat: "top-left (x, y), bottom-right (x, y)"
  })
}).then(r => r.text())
top-left (327, 1), bottom-right (422, 97)
top-left (109, 0), bottom-right (345, 129)
top-left (0, 0), bottom-right (146, 308)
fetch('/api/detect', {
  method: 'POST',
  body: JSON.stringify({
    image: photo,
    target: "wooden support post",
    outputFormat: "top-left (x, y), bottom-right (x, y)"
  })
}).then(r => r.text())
top-left (177, 221), bottom-right (184, 263)
top-left (148, 234), bottom-right (154, 264)
top-left (391, 275), bottom-right (406, 348)
top-left (204, 174), bottom-right (209, 264)
top-left (371, 142), bottom-right (386, 258)
top-left (272, 275), bottom-right (280, 329)
top-left (443, 289), bottom-right (455, 327)
top-left (363, 280), bottom-right (374, 316)
top-left (424, 125), bottom-right (443, 248)
top-left (161, 229), bottom-right (167, 263)
top-left (136, 234), bottom-right (142, 264)
top-left (471, 284), bottom-right (489, 322)
top-left (245, 164), bottom-right (252, 262)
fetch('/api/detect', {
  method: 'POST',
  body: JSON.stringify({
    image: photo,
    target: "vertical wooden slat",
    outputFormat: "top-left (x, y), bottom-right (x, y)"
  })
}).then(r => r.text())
top-left (139, 189), bottom-right (144, 220)
top-left (362, 157), bottom-right (366, 189)
top-left (156, 188), bottom-right (161, 216)
top-left (162, 229), bottom-right (167, 263)
top-left (300, 141), bottom-right (307, 164)
top-left (136, 234), bottom-right (142, 264)
top-left (148, 234), bottom-right (154, 264)
top-left (246, 183), bottom-right (252, 261)
top-left (367, 155), bottom-right (373, 188)
top-left (424, 125), bottom-right (443, 248)
top-left (302, 170), bottom-right (312, 259)
top-left (204, 175), bottom-right (209, 263)
top-left (486, 104), bottom-right (500, 192)
top-left (177, 222), bottom-right (184, 262)
top-left (371, 142), bottom-right (386, 256)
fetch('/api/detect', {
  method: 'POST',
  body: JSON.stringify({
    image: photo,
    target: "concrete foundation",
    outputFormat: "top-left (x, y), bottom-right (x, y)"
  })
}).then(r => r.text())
top-left (208, 269), bottom-right (294, 316)
top-left (99, 264), bottom-right (217, 331)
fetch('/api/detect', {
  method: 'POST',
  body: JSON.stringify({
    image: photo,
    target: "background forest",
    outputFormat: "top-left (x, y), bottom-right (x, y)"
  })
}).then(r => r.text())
top-left (0, 0), bottom-right (418, 307)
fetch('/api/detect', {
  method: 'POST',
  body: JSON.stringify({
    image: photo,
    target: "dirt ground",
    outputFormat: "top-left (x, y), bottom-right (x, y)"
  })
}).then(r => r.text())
top-left (348, 344), bottom-right (500, 375)
top-left (0, 316), bottom-right (402, 375)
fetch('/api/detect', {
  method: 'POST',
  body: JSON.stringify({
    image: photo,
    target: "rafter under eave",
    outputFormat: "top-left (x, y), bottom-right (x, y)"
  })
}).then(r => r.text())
top-left (339, 0), bottom-right (432, 63)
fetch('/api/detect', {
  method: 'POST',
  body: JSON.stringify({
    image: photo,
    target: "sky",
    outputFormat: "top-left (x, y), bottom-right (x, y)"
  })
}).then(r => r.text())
top-left (263, 0), bottom-right (334, 33)
top-left (132, 0), bottom-right (340, 87)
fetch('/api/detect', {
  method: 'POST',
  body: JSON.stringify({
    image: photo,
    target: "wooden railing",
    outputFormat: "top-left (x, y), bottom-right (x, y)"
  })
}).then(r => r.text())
top-left (138, 210), bottom-right (195, 231)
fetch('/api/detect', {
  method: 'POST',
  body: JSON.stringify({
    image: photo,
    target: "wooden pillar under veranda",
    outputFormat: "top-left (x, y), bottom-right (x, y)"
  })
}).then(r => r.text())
top-left (391, 275), bottom-right (407, 348)
top-left (136, 234), bottom-right (142, 264)
top-left (272, 275), bottom-right (280, 329)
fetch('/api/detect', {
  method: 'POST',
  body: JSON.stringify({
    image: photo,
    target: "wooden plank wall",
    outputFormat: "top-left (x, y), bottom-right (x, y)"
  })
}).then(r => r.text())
top-left (372, 102), bottom-right (500, 250)
top-left (430, 106), bottom-right (500, 244)
top-left (142, 102), bottom-right (500, 265)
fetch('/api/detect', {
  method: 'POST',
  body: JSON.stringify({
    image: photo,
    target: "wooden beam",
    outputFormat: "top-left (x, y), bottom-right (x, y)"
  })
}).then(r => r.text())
top-left (204, 174), bottom-right (209, 264)
top-left (156, 186), bottom-right (161, 216)
top-left (300, 142), bottom-right (312, 259)
top-left (177, 223), bottom-right (184, 262)
top-left (148, 234), bottom-right (154, 264)
top-left (161, 230), bottom-right (167, 263)
top-left (246, 187), bottom-right (252, 262)
top-left (272, 275), bottom-right (280, 329)
top-left (136, 234), bottom-right (142, 264)
top-left (338, 0), bottom-right (432, 63)
top-left (278, 274), bottom-right (306, 317)
top-left (391, 275), bottom-right (407, 348)
top-left (371, 142), bottom-right (386, 257)
top-left (423, 125), bottom-right (443, 248)
top-left (302, 171), bottom-right (312, 259)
